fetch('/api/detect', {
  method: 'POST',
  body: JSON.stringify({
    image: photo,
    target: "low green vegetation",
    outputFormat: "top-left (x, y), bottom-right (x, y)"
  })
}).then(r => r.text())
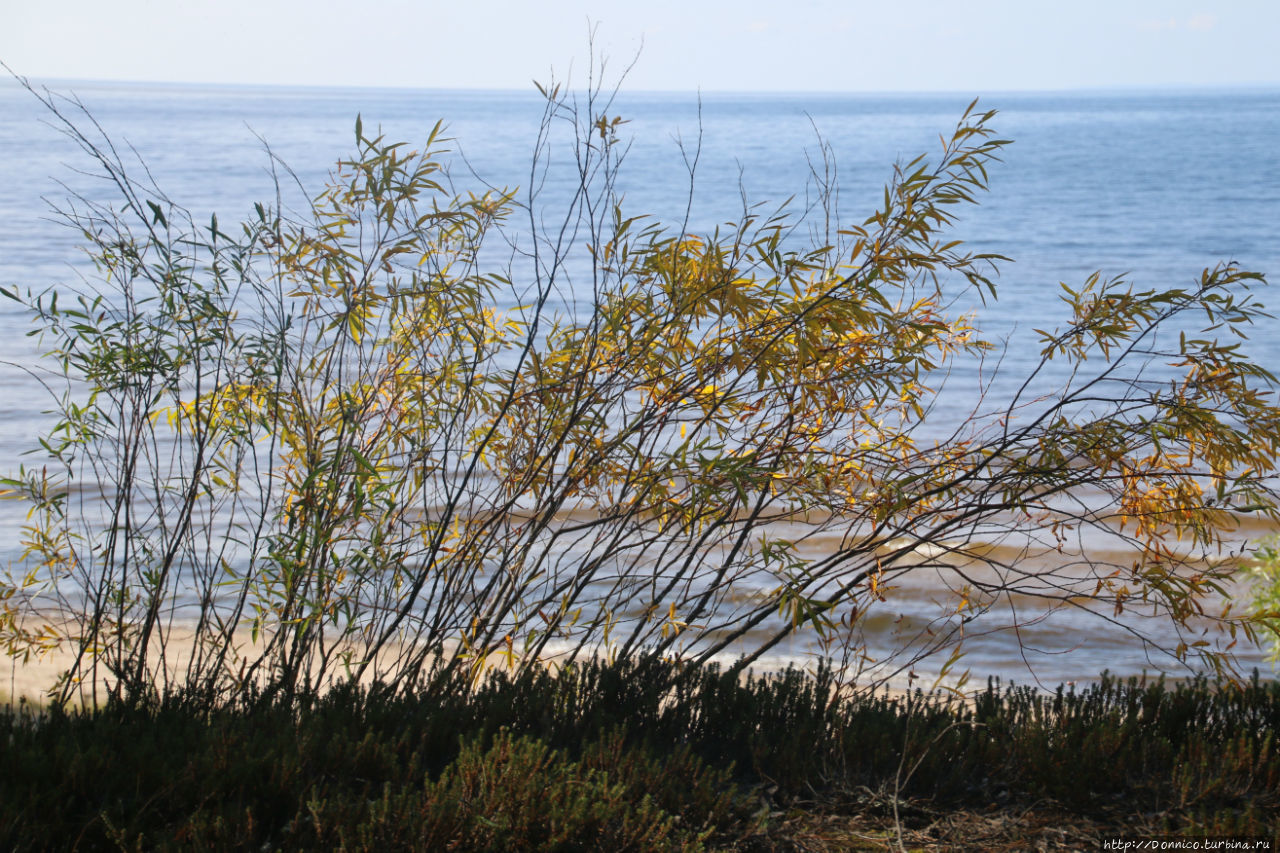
top-left (1, 658), bottom-right (1276, 850)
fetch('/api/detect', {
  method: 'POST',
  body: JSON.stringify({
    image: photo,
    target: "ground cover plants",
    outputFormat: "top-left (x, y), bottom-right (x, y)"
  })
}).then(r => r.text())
top-left (1, 658), bottom-right (1277, 849)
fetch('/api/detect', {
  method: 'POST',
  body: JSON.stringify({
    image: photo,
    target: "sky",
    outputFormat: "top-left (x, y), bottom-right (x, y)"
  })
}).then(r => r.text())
top-left (3, 0), bottom-right (1278, 93)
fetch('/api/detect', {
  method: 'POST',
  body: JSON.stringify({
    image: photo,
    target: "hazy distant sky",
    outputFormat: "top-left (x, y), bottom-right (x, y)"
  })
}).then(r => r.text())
top-left (4, 0), bottom-right (1278, 92)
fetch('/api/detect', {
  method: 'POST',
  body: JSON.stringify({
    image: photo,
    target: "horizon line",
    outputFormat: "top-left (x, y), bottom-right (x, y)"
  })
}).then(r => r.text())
top-left (6, 74), bottom-right (1280, 99)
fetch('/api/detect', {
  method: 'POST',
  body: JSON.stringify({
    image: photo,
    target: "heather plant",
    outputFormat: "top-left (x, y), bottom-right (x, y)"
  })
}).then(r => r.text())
top-left (3, 64), bottom-right (1279, 707)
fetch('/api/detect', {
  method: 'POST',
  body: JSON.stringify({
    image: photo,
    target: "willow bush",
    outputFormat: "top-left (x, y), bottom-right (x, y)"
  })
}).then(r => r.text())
top-left (4, 75), bottom-right (1279, 706)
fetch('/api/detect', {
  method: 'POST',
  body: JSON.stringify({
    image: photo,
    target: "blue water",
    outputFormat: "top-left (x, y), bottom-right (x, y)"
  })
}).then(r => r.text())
top-left (1, 80), bottom-right (1278, 686)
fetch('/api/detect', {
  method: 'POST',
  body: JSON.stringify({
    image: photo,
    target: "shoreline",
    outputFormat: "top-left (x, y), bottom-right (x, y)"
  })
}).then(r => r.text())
top-left (7, 625), bottom-right (1273, 712)
top-left (0, 624), bottom-right (954, 708)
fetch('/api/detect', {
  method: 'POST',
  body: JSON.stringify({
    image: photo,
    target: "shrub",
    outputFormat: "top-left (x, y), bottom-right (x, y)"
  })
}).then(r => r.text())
top-left (3, 72), bottom-right (1278, 706)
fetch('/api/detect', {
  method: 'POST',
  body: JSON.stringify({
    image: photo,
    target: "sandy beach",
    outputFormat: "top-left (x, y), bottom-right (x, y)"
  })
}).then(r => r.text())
top-left (3, 624), bottom-right (938, 709)
top-left (1, 626), bottom-right (411, 707)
